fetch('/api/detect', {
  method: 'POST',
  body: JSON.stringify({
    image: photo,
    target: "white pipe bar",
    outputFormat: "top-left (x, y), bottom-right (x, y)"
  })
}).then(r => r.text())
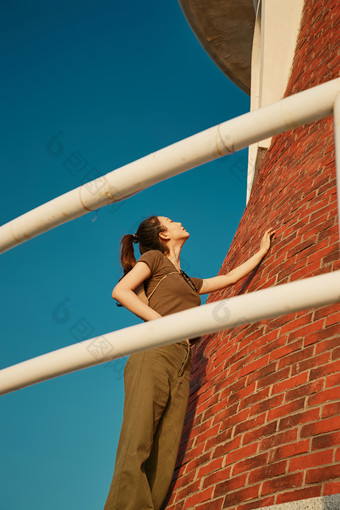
top-left (1, 270), bottom-right (339, 396)
top-left (334, 93), bottom-right (340, 247)
top-left (1, 78), bottom-right (339, 254)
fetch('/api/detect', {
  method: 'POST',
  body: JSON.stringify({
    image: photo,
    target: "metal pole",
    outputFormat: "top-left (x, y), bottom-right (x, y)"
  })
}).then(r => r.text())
top-left (0, 78), bottom-right (339, 254)
top-left (1, 269), bottom-right (339, 396)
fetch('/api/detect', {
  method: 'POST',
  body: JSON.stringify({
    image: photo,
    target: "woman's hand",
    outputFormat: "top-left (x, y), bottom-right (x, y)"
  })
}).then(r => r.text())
top-left (259, 228), bottom-right (276, 254)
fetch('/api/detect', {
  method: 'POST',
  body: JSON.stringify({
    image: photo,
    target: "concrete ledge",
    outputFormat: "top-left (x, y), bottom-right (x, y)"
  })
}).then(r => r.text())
top-left (257, 495), bottom-right (340, 510)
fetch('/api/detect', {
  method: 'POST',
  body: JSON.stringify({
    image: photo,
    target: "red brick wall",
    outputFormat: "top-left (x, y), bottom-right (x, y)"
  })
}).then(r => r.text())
top-left (163, 0), bottom-right (340, 509)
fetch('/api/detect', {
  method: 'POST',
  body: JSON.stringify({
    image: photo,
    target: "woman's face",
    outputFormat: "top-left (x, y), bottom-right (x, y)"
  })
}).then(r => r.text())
top-left (157, 216), bottom-right (189, 241)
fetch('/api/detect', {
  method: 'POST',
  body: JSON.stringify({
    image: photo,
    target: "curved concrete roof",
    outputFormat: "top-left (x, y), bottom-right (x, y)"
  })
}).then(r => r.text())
top-left (179, 0), bottom-right (255, 95)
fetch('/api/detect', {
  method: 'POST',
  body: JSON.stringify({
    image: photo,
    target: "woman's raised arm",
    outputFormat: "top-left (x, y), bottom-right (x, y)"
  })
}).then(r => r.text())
top-left (199, 228), bottom-right (276, 294)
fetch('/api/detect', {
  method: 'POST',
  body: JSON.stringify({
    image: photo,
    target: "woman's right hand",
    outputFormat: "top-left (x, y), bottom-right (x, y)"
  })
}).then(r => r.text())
top-left (259, 228), bottom-right (276, 254)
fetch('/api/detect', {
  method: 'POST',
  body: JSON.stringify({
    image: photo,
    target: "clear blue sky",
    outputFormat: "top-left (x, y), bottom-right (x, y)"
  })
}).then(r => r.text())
top-left (0, 1), bottom-right (249, 508)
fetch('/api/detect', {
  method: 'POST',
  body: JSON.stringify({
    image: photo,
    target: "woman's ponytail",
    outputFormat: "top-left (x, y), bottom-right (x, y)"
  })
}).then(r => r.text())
top-left (120, 233), bottom-right (137, 276)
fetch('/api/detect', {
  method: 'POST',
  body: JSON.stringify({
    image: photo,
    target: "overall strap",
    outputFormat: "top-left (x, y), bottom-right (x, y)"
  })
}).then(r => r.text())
top-left (146, 271), bottom-right (178, 301)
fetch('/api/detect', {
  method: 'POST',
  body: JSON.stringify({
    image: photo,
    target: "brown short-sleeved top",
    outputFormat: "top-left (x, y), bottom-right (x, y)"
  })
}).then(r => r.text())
top-left (137, 249), bottom-right (203, 318)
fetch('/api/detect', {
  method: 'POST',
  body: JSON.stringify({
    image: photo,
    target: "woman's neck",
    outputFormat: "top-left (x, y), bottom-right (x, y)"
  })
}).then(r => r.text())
top-left (165, 251), bottom-right (181, 272)
top-left (163, 242), bottom-right (185, 272)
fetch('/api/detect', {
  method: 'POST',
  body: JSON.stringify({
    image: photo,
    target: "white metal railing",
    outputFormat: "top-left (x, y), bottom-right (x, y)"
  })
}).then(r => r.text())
top-left (0, 78), bottom-right (339, 254)
top-left (1, 271), bottom-right (339, 396)
top-left (1, 78), bottom-right (340, 395)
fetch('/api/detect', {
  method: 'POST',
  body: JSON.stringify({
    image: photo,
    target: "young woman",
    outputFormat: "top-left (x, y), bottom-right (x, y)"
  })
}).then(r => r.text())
top-left (104, 215), bottom-right (275, 510)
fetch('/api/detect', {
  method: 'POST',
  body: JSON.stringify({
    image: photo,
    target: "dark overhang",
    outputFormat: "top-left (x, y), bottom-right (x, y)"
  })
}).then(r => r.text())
top-left (179, 0), bottom-right (255, 95)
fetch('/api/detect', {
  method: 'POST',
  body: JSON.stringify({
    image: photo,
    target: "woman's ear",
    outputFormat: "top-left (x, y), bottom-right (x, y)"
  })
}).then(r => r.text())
top-left (159, 231), bottom-right (169, 241)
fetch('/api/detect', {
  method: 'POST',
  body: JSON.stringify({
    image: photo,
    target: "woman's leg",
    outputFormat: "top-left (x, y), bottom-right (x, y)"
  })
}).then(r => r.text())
top-left (144, 342), bottom-right (192, 510)
top-left (103, 349), bottom-right (171, 510)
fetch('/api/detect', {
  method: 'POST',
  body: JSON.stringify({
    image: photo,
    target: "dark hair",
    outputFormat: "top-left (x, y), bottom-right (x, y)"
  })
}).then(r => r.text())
top-left (119, 215), bottom-right (169, 277)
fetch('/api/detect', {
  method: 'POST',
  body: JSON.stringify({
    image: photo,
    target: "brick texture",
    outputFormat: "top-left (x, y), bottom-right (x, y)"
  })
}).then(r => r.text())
top-left (163, 1), bottom-right (340, 509)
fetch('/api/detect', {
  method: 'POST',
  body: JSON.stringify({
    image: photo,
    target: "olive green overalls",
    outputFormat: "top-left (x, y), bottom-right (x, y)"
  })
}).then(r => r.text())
top-left (103, 339), bottom-right (192, 510)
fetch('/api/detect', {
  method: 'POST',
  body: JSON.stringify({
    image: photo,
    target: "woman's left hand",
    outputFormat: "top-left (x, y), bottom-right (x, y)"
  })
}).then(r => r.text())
top-left (259, 228), bottom-right (276, 254)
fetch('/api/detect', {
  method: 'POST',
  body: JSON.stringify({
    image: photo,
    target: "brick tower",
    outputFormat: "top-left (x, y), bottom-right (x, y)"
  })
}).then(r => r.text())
top-left (163, 0), bottom-right (340, 509)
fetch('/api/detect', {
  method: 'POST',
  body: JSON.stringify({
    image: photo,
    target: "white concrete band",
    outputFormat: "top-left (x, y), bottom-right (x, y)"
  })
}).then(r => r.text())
top-left (333, 92), bottom-right (340, 248)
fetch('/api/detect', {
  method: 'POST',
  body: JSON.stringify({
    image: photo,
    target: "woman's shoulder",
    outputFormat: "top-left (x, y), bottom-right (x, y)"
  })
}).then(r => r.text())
top-left (138, 249), bottom-right (164, 261)
top-left (137, 250), bottom-right (165, 274)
